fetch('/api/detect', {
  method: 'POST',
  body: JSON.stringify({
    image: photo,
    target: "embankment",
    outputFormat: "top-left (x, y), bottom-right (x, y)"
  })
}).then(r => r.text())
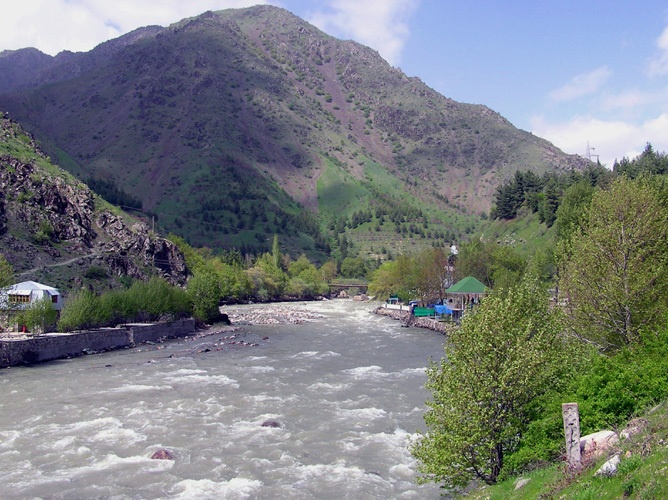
top-left (372, 306), bottom-right (455, 335)
top-left (0, 319), bottom-right (197, 368)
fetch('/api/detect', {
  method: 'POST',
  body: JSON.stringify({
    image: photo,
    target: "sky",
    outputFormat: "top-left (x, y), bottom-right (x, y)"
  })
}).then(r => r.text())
top-left (3, 0), bottom-right (668, 167)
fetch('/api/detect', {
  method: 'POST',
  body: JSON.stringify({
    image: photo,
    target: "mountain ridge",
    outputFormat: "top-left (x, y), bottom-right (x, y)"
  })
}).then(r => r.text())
top-left (0, 5), bottom-right (590, 259)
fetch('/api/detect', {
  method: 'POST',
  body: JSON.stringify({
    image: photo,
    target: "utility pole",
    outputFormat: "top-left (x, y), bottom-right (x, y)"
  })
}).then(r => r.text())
top-left (586, 141), bottom-right (599, 162)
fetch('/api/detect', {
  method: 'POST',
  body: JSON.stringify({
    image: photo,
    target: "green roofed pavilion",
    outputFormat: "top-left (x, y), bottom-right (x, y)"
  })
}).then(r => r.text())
top-left (446, 276), bottom-right (487, 294)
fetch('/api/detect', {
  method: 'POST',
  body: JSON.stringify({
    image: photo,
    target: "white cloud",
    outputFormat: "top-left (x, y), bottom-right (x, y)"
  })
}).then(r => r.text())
top-left (1, 0), bottom-right (267, 56)
top-left (548, 66), bottom-right (612, 103)
top-left (531, 113), bottom-right (668, 167)
top-left (648, 25), bottom-right (668, 76)
top-left (306, 0), bottom-right (419, 66)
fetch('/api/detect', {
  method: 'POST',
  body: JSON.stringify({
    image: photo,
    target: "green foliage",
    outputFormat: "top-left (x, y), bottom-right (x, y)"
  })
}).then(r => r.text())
top-left (0, 254), bottom-right (14, 289)
top-left (85, 176), bottom-right (142, 210)
top-left (508, 327), bottom-right (668, 475)
top-left (559, 177), bottom-right (668, 349)
top-left (58, 289), bottom-right (103, 331)
top-left (555, 180), bottom-right (596, 242)
top-left (613, 142), bottom-right (668, 178)
top-left (84, 266), bottom-right (108, 279)
top-left (187, 272), bottom-right (221, 323)
top-left (126, 277), bottom-right (190, 321)
top-left (339, 256), bottom-right (367, 279)
top-left (456, 240), bottom-right (526, 289)
top-left (16, 298), bottom-right (58, 334)
top-left (412, 275), bottom-right (577, 487)
top-left (367, 255), bottom-right (413, 301)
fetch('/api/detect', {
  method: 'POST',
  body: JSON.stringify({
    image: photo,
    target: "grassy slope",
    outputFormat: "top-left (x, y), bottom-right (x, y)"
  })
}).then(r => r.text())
top-left (467, 402), bottom-right (668, 499)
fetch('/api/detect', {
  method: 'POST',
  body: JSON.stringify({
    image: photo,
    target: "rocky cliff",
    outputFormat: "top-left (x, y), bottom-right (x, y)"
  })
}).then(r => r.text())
top-left (0, 114), bottom-right (188, 290)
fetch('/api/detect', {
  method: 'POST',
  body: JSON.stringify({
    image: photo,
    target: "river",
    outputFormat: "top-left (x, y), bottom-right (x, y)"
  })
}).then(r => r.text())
top-left (0, 300), bottom-right (448, 499)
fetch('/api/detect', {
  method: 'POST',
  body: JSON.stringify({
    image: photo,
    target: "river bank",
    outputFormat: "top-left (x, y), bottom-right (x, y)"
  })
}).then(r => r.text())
top-left (372, 305), bottom-right (457, 335)
top-left (0, 300), bottom-right (448, 368)
top-left (0, 319), bottom-right (201, 368)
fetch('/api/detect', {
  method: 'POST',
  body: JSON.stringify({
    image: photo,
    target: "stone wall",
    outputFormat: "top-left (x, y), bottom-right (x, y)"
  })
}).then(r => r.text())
top-left (372, 306), bottom-right (455, 336)
top-left (0, 319), bottom-right (196, 367)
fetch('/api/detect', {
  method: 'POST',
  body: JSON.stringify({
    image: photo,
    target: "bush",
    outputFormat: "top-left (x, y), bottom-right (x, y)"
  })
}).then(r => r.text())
top-left (506, 327), bottom-right (668, 475)
top-left (84, 266), bottom-right (108, 279)
top-left (58, 290), bottom-right (103, 331)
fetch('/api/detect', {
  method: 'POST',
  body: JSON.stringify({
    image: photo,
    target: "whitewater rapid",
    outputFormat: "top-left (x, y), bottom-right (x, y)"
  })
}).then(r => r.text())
top-left (0, 300), bottom-right (448, 499)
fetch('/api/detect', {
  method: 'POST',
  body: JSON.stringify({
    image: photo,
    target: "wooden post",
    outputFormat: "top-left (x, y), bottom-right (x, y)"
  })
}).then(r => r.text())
top-left (562, 402), bottom-right (581, 469)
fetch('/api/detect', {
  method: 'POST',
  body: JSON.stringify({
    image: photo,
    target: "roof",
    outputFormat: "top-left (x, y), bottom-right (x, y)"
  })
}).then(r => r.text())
top-left (446, 276), bottom-right (487, 294)
top-left (6, 281), bottom-right (60, 295)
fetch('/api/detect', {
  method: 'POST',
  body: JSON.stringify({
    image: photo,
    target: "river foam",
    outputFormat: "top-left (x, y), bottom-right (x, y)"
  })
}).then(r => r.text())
top-left (0, 300), bottom-right (447, 499)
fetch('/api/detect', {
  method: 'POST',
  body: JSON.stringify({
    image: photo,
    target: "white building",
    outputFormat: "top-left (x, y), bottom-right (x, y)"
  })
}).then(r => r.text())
top-left (0, 281), bottom-right (63, 311)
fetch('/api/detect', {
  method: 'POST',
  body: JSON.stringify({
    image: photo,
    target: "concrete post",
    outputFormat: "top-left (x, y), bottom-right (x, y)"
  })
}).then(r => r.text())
top-left (562, 402), bottom-right (581, 469)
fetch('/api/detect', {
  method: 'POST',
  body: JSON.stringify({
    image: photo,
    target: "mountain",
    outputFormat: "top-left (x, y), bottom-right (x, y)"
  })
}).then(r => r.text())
top-left (0, 113), bottom-right (188, 291)
top-left (0, 5), bottom-right (590, 260)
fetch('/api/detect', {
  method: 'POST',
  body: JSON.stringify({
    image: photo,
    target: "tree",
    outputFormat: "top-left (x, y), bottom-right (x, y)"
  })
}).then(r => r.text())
top-left (187, 271), bottom-right (220, 323)
top-left (411, 275), bottom-right (573, 487)
top-left (58, 289), bottom-right (102, 332)
top-left (271, 234), bottom-right (281, 270)
top-left (340, 256), bottom-right (367, 279)
top-left (456, 241), bottom-right (525, 289)
top-left (17, 298), bottom-right (58, 334)
top-left (554, 180), bottom-right (596, 242)
top-left (319, 261), bottom-right (337, 284)
top-left (0, 254), bottom-right (13, 290)
top-left (412, 247), bottom-right (451, 303)
top-left (559, 177), bottom-right (668, 348)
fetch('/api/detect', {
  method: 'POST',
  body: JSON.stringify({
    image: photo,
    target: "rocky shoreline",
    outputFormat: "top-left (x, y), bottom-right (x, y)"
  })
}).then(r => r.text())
top-left (372, 306), bottom-right (456, 335)
top-left (223, 304), bottom-right (326, 325)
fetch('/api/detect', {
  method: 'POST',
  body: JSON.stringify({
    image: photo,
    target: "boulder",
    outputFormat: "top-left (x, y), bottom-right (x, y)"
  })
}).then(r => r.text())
top-left (594, 454), bottom-right (620, 477)
top-left (261, 419), bottom-right (281, 428)
top-left (150, 449), bottom-right (174, 460)
top-left (580, 430), bottom-right (619, 462)
top-left (620, 418), bottom-right (649, 440)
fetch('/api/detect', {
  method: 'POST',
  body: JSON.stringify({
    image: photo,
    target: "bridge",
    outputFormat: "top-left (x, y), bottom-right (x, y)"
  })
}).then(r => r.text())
top-left (328, 282), bottom-right (369, 293)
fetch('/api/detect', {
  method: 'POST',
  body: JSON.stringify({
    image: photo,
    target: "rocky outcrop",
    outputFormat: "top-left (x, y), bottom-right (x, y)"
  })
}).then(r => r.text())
top-left (0, 114), bottom-right (189, 286)
top-left (96, 212), bottom-right (188, 285)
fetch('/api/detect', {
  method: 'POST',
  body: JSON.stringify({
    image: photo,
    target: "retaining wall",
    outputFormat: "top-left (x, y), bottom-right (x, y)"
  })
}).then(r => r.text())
top-left (0, 319), bottom-right (196, 368)
top-left (373, 306), bottom-right (455, 335)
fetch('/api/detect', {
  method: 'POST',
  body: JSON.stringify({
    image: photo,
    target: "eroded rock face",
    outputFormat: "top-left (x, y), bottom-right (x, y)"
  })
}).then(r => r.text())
top-left (0, 115), bottom-right (190, 286)
top-left (97, 212), bottom-right (188, 285)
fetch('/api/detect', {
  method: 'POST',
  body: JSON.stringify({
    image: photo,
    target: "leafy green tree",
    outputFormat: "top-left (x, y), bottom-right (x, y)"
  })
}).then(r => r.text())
top-left (456, 241), bottom-right (525, 289)
top-left (187, 271), bottom-right (221, 323)
top-left (554, 180), bottom-right (596, 242)
top-left (412, 247), bottom-right (451, 303)
top-left (17, 298), bottom-right (58, 334)
top-left (288, 254), bottom-right (313, 278)
top-left (367, 254), bottom-right (413, 301)
top-left (319, 261), bottom-right (337, 284)
top-left (340, 256), bottom-right (367, 279)
top-left (411, 275), bottom-right (574, 487)
top-left (0, 254), bottom-right (13, 290)
top-left (559, 177), bottom-right (668, 348)
top-left (249, 252), bottom-right (288, 299)
top-left (272, 234), bottom-right (281, 270)
top-left (58, 289), bottom-right (102, 331)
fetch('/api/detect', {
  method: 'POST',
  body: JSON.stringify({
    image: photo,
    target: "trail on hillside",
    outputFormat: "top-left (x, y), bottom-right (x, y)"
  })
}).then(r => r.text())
top-left (17, 250), bottom-right (103, 277)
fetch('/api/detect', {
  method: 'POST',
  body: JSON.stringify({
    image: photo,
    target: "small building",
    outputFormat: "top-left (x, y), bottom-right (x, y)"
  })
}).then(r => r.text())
top-left (0, 281), bottom-right (63, 333)
top-left (445, 276), bottom-right (488, 320)
top-left (0, 281), bottom-right (63, 311)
